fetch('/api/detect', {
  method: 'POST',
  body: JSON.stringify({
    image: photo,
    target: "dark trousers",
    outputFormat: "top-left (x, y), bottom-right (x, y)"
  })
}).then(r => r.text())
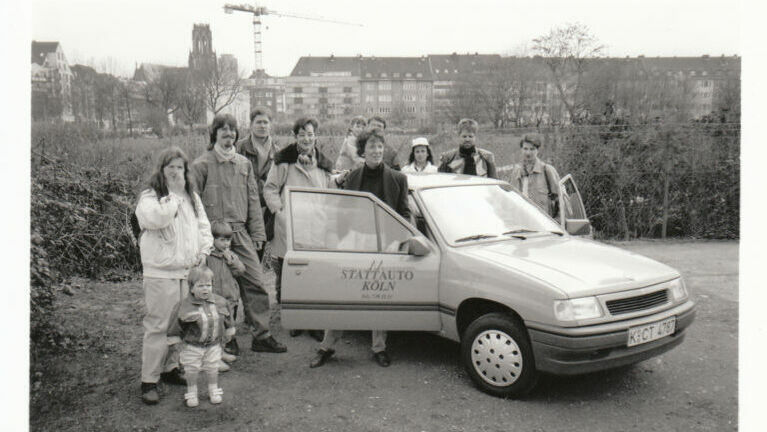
top-left (230, 229), bottom-right (271, 340)
top-left (271, 256), bottom-right (284, 304)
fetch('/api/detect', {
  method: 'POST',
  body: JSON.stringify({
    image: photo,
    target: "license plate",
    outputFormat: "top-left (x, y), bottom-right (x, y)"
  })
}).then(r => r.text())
top-left (627, 317), bottom-right (676, 347)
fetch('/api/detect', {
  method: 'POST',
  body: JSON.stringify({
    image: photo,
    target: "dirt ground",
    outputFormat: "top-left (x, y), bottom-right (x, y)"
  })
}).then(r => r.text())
top-left (29, 240), bottom-right (739, 432)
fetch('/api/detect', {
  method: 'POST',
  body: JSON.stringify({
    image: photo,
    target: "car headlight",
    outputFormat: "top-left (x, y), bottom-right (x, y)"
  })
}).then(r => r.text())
top-left (669, 278), bottom-right (688, 301)
top-left (554, 297), bottom-right (604, 321)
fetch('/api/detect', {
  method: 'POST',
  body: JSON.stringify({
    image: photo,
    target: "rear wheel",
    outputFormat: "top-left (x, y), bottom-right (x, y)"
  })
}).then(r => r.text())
top-left (460, 313), bottom-right (538, 398)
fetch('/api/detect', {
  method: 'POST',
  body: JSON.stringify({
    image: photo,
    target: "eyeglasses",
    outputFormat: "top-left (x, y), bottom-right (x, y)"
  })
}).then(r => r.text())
top-left (297, 133), bottom-right (316, 139)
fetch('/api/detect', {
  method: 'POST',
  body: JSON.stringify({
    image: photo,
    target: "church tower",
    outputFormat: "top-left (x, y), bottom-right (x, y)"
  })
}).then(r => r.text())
top-left (189, 24), bottom-right (216, 71)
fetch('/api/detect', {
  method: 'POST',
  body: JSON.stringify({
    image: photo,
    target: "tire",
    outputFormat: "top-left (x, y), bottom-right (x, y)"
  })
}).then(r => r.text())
top-left (460, 312), bottom-right (538, 398)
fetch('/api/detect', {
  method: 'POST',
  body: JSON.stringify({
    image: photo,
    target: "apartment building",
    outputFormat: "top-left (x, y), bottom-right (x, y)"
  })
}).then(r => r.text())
top-left (358, 56), bottom-right (434, 127)
top-left (286, 55), bottom-right (361, 121)
top-left (31, 41), bottom-right (74, 121)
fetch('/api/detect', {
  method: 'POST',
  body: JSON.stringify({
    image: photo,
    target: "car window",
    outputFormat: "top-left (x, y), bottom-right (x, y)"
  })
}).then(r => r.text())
top-left (377, 206), bottom-right (411, 254)
top-left (291, 191), bottom-right (377, 252)
top-left (561, 177), bottom-right (586, 219)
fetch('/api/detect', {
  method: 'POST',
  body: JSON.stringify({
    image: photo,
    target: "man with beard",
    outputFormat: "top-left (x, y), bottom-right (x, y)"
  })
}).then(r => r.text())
top-left (192, 114), bottom-right (287, 355)
top-left (438, 118), bottom-right (497, 178)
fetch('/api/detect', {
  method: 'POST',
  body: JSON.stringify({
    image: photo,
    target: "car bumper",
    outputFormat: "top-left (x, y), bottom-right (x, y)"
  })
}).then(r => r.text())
top-left (527, 301), bottom-right (696, 375)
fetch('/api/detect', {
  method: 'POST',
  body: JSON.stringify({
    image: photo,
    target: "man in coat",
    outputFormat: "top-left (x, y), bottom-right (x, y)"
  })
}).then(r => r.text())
top-left (236, 107), bottom-right (276, 260)
top-left (438, 118), bottom-right (497, 178)
top-left (192, 113), bottom-right (287, 355)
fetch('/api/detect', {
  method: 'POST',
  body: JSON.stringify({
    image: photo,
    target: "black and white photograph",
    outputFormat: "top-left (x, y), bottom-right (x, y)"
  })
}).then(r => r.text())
top-left (4, 0), bottom-right (763, 430)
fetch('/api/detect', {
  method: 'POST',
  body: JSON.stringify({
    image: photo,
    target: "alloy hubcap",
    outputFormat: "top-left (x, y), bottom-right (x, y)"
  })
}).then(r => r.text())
top-left (470, 330), bottom-right (523, 387)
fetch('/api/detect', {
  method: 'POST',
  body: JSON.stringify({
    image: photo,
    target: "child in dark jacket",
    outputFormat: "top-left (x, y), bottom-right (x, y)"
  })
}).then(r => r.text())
top-left (206, 221), bottom-right (245, 367)
top-left (168, 266), bottom-right (234, 407)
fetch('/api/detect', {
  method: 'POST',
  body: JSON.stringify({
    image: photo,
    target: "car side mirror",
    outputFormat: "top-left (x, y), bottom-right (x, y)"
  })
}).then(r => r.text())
top-left (565, 219), bottom-right (592, 236)
top-left (405, 235), bottom-right (431, 256)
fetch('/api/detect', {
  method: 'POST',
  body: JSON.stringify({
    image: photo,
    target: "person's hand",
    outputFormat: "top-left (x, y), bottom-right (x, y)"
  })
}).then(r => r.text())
top-left (167, 172), bottom-right (186, 195)
top-left (335, 170), bottom-right (349, 186)
top-left (222, 249), bottom-right (235, 263)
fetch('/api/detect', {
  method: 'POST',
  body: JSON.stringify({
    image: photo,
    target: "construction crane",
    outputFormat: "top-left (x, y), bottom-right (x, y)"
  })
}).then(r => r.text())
top-left (223, 2), bottom-right (362, 74)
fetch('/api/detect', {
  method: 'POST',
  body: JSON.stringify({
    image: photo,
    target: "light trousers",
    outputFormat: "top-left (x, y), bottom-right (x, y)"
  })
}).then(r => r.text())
top-left (141, 277), bottom-right (187, 383)
top-left (319, 330), bottom-right (387, 353)
top-left (180, 343), bottom-right (222, 374)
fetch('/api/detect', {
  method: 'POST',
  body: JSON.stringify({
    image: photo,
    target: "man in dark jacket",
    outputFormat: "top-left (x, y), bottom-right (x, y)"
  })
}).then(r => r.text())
top-left (438, 118), bottom-right (497, 178)
top-left (236, 107), bottom-right (276, 259)
top-left (309, 127), bottom-right (409, 369)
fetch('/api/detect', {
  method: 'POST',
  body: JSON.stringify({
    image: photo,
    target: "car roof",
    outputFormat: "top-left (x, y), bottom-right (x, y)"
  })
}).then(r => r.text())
top-left (404, 172), bottom-right (506, 191)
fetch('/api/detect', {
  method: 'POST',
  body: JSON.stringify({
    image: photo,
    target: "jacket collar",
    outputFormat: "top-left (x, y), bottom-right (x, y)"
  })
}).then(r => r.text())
top-left (188, 294), bottom-right (216, 305)
top-left (348, 163), bottom-right (396, 206)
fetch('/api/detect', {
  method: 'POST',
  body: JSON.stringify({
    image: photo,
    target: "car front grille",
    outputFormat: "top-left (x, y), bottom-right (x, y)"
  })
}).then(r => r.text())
top-left (606, 289), bottom-right (669, 315)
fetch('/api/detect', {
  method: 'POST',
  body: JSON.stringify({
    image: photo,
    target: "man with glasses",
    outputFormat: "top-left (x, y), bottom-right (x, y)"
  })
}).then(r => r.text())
top-left (192, 114), bottom-right (287, 355)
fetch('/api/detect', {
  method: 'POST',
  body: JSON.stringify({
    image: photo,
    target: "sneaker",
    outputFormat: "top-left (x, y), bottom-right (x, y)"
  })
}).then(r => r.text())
top-left (209, 387), bottom-right (223, 404)
top-left (217, 359), bottom-right (231, 372)
top-left (141, 382), bottom-right (159, 405)
top-left (289, 329), bottom-right (303, 337)
top-left (184, 391), bottom-right (199, 408)
top-left (160, 368), bottom-right (187, 386)
top-left (373, 350), bottom-right (391, 367)
top-left (224, 338), bottom-right (240, 356)
top-left (308, 330), bottom-right (325, 342)
top-left (221, 351), bottom-right (238, 363)
top-left (309, 349), bottom-right (335, 368)
top-left (251, 336), bottom-right (287, 353)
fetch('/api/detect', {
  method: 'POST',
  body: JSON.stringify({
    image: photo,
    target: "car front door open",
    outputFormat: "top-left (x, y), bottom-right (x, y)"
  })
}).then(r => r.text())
top-left (558, 174), bottom-right (592, 236)
top-left (280, 187), bottom-right (441, 331)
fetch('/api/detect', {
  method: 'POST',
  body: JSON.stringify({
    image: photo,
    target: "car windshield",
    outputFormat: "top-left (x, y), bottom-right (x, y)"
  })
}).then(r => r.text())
top-left (419, 184), bottom-right (563, 245)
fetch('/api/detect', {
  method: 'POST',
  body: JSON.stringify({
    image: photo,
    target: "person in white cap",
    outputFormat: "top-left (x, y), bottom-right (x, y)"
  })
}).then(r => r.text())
top-left (401, 137), bottom-right (438, 173)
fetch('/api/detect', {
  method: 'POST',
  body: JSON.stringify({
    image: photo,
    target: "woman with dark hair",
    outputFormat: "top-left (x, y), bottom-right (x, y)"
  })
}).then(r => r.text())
top-left (401, 137), bottom-right (438, 174)
top-left (263, 117), bottom-right (342, 340)
top-left (135, 146), bottom-right (213, 405)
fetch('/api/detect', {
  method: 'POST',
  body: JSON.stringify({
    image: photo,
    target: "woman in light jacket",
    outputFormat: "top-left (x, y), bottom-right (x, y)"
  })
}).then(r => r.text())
top-left (135, 146), bottom-right (213, 405)
top-left (401, 137), bottom-right (438, 174)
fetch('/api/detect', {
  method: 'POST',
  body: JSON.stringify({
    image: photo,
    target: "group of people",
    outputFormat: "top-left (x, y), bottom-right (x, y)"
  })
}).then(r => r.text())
top-left (134, 108), bottom-right (560, 407)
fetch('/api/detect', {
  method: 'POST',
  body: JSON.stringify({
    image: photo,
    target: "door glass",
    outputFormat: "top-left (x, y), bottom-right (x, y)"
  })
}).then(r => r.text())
top-left (291, 191), bottom-right (377, 252)
top-left (561, 177), bottom-right (586, 219)
top-left (377, 206), bottom-right (412, 253)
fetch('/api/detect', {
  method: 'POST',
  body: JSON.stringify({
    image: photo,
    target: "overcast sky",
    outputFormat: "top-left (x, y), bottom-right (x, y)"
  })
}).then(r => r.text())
top-left (30, 0), bottom-right (741, 77)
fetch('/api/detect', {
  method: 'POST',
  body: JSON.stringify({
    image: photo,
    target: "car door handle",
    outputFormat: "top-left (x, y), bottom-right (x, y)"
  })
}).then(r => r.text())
top-left (286, 258), bottom-right (309, 266)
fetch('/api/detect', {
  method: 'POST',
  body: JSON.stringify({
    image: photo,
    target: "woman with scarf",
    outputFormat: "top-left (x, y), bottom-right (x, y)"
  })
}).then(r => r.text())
top-left (437, 118), bottom-right (497, 178)
top-left (263, 117), bottom-right (344, 340)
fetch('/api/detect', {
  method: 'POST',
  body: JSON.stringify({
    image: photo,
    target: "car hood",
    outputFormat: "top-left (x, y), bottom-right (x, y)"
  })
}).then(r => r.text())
top-left (460, 236), bottom-right (679, 298)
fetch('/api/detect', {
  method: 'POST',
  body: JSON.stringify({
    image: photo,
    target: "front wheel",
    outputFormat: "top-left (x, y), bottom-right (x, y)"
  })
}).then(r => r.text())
top-left (460, 313), bottom-right (538, 398)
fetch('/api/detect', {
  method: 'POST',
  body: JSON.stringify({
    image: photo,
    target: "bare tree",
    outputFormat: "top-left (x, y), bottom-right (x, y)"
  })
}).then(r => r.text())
top-left (196, 61), bottom-right (244, 115)
top-left (143, 68), bottom-right (185, 124)
top-left (532, 23), bottom-right (605, 124)
top-left (177, 72), bottom-right (207, 130)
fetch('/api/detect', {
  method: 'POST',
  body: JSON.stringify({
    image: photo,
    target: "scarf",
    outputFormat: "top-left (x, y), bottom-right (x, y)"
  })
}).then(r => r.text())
top-left (459, 145), bottom-right (477, 175)
top-left (214, 142), bottom-right (237, 162)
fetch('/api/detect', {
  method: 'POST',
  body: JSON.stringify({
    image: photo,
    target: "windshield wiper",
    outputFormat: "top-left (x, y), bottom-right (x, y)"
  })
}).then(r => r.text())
top-left (549, 230), bottom-right (565, 236)
top-left (455, 234), bottom-right (498, 243)
top-left (502, 228), bottom-right (537, 239)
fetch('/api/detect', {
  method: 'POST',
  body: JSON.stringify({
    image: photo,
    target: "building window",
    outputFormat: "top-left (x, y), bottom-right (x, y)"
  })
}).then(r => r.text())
top-left (379, 94), bottom-right (392, 103)
top-left (344, 107), bottom-right (352, 115)
top-left (294, 97), bottom-right (303, 104)
top-left (294, 87), bottom-right (303, 93)
top-left (343, 86), bottom-right (352, 93)
top-left (405, 72), bottom-right (412, 78)
top-left (343, 97), bottom-right (353, 104)
top-left (406, 106), bottom-right (416, 113)
top-left (379, 107), bottom-right (391, 113)
top-left (366, 73), bottom-right (372, 78)
top-left (378, 81), bottom-right (391, 91)
top-left (364, 82), bottom-right (376, 91)
top-left (381, 73), bottom-right (387, 78)
top-left (403, 94), bottom-right (416, 102)
top-left (416, 73), bottom-right (423, 78)
top-left (319, 87), bottom-right (328, 93)
top-left (267, 101), bottom-right (272, 106)
top-left (319, 97), bottom-right (328, 104)
top-left (393, 72), bottom-right (400, 78)
top-left (365, 95), bottom-right (375, 103)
